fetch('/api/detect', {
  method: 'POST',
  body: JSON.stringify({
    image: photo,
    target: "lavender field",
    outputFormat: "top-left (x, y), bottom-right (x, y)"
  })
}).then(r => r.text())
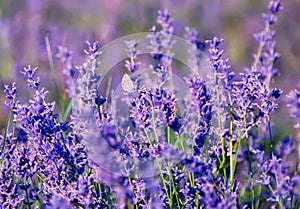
top-left (1, 0), bottom-right (300, 208)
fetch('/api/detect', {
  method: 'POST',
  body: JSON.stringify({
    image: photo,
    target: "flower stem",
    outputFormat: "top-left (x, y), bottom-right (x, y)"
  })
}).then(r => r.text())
top-left (244, 114), bottom-right (255, 209)
top-left (215, 81), bottom-right (226, 179)
top-left (1, 97), bottom-right (15, 153)
top-left (253, 24), bottom-right (270, 70)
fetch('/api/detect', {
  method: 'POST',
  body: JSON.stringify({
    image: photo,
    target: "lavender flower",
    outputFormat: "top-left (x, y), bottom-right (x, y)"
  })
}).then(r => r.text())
top-left (4, 82), bottom-right (16, 108)
top-left (71, 41), bottom-right (102, 136)
top-left (181, 155), bottom-right (238, 208)
top-left (205, 37), bottom-right (233, 149)
top-left (253, 0), bottom-right (282, 82)
top-left (186, 75), bottom-right (212, 155)
top-left (256, 149), bottom-right (296, 208)
top-left (130, 86), bottom-right (176, 130)
top-left (147, 10), bottom-right (175, 84)
top-left (57, 46), bottom-right (77, 98)
top-left (206, 37), bottom-right (233, 89)
top-left (20, 65), bottom-right (40, 89)
top-left (0, 135), bottom-right (24, 208)
top-left (231, 67), bottom-right (280, 133)
top-left (287, 87), bottom-right (300, 128)
top-left (125, 40), bottom-right (141, 73)
top-left (131, 178), bottom-right (146, 205)
top-left (130, 88), bottom-right (152, 128)
top-left (184, 27), bottom-right (206, 73)
top-left (2, 1), bottom-right (300, 208)
top-left (2, 65), bottom-right (100, 208)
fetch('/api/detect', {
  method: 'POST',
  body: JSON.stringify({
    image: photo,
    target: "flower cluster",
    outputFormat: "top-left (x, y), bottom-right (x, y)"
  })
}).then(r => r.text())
top-left (253, 0), bottom-right (282, 83)
top-left (186, 75), bottom-right (212, 155)
top-left (0, 45), bottom-right (111, 208)
top-left (2, 0), bottom-right (300, 208)
top-left (147, 9), bottom-right (175, 85)
top-left (130, 86), bottom-right (176, 129)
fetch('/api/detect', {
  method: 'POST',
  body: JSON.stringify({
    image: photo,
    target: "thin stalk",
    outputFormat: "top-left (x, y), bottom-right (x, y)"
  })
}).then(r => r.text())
top-left (59, 128), bottom-right (68, 151)
top-left (227, 90), bottom-right (235, 189)
top-left (167, 126), bottom-right (171, 144)
top-left (229, 136), bottom-right (234, 188)
top-left (167, 165), bottom-right (181, 207)
top-left (1, 97), bottom-right (15, 153)
top-left (232, 137), bottom-right (241, 179)
top-left (62, 99), bottom-right (73, 122)
top-left (187, 170), bottom-right (195, 188)
top-left (104, 76), bottom-right (112, 110)
top-left (244, 114), bottom-right (255, 209)
top-left (150, 102), bottom-right (159, 142)
top-left (191, 115), bottom-right (201, 151)
top-left (45, 36), bottom-right (64, 118)
top-left (214, 183), bottom-right (231, 202)
top-left (291, 161), bottom-right (299, 208)
top-left (267, 116), bottom-right (274, 154)
top-left (168, 65), bottom-right (174, 94)
top-left (214, 72), bottom-right (226, 173)
top-left (268, 185), bottom-right (283, 209)
top-left (157, 160), bottom-right (172, 208)
top-left (144, 130), bottom-right (172, 208)
top-left (94, 181), bottom-right (102, 202)
top-left (253, 24), bottom-right (270, 69)
top-left (24, 185), bottom-right (31, 209)
top-left (204, 139), bottom-right (209, 163)
top-left (127, 177), bottom-right (135, 208)
top-left (256, 185), bottom-right (262, 209)
top-left (167, 127), bottom-right (183, 204)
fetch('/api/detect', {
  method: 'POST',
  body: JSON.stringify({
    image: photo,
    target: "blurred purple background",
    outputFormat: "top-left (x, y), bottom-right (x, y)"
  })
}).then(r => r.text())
top-left (0, 0), bottom-right (300, 133)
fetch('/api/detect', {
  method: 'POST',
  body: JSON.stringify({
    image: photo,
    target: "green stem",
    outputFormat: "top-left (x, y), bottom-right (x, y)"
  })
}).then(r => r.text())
top-left (244, 115), bottom-right (255, 209)
top-left (268, 185), bottom-right (283, 209)
top-left (1, 97), bottom-right (15, 153)
top-left (24, 186), bottom-right (31, 209)
top-left (255, 185), bottom-right (262, 209)
top-left (229, 137), bottom-right (234, 188)
top-left (167, 126), bottom-right (171, 144)
top-left (157, 160), bottom-right (172, 208)
top-left (227, 90), bottom-right (235, 190)
top-left (232, 137), bottom-right (241, 179)
top-left (214, 73), bottom-right (226, 179)
top-left (62, 99), bottom-right (74, 122)
top-left (267, 116), bottom-right (274, 154)
top-left (45, 36), bottom-right (63, 118)
top-left (150, 102), bottom-right (159, 142)
top-left (144, 130), bottom-right (172, 208)
top-left (167, 165), bottom-right (181, 207)
top-left (291, 161), bottom-right (299, 208)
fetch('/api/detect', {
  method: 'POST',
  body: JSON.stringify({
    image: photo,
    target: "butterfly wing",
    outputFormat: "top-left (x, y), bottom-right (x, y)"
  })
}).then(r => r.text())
top-left (122, 74), bottom-right (136, 93)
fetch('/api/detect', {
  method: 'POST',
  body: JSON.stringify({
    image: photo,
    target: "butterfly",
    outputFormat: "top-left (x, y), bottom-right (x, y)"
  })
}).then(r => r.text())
top-left (121, 74), bottom-right (136, 93)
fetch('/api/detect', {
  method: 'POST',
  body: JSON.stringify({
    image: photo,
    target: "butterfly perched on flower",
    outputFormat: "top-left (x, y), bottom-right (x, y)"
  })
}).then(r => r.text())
top-left (121, 74), bottom-right (136, 93)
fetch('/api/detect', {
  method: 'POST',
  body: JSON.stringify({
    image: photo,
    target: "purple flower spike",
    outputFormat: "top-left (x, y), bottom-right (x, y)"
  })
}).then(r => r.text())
top-left (206, 37), bottom-right (233, 89)
top-left (4, 82), bottom-right (16, 107)
top-left (287, 87), bottom-right (300, 128)
top-left (148, 10), bottom-right (175, 69)
top-left (157, 9), bottom-right (173, 29)
top-left (268, 0), bottom-right (283, 14)
top-left (187, 75), bottom-right (212, 154)
top-left (57, 46), bottom-right (76, 98)
top-left (125, 40), bottom-right (141, 73)
top-left (84, 41), bottom-right (102, 60)
top-left (20, 65), bottom-right (40, 89)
